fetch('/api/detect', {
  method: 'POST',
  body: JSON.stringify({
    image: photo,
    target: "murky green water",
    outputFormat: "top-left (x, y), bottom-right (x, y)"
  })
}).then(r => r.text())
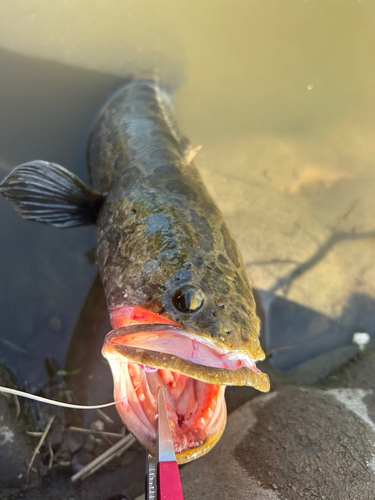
top-left (0, 0), bottom-right (374, 385)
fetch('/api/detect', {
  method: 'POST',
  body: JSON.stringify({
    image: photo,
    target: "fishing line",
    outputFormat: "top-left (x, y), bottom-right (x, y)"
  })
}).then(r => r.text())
top-left (0, 369), bottom-right (145, 410)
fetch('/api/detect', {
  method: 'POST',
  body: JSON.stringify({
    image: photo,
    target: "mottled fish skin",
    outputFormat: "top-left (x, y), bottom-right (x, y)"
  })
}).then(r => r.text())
top-left (88, 81), bottom-right (264, 360)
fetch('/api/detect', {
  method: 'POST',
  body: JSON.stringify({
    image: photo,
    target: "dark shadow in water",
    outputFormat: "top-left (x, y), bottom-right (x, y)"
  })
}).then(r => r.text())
top-left (260, 290), bottom-right (375, 372)
top-left (339, 292), bottom-right (375, 336)
top-left (0, 47), bottom-right (129, 386)
top-left (0, 47), bottom-right (126, 174)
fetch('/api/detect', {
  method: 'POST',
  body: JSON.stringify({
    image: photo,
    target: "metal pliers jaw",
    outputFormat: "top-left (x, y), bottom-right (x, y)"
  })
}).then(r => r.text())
top-left (145, 387), bottom-right (184, 500)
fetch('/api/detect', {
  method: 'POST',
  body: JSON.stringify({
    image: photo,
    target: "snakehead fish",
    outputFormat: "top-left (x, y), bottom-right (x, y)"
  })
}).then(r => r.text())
top-left (0, 81), bottom-right (270, 463)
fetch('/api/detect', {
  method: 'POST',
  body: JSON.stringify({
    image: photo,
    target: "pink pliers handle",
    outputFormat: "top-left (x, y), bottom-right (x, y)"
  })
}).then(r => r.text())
top-left (157, 461), bottom-right (184, 500)
top-left (155, 387), bottom-right (185, 500)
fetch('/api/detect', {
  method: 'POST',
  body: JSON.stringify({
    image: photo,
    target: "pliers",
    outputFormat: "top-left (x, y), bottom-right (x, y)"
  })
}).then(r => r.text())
top-left (145, 387), bottom-right (185, 500)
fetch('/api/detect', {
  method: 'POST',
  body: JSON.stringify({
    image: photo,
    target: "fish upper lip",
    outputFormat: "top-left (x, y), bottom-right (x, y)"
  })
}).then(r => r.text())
top-left (104, 323), bottom-right (254, 367)
top-left (102, 323), bottom-right (270, 391)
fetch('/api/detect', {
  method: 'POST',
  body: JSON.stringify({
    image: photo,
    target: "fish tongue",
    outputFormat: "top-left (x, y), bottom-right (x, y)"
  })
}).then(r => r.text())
top-left (175, 377), bottom-right (198, 418)
top-left (167, 373), bottom-right (190, 400)
top-left (145, 370), bottom-right (177, 420)
top-left (157, 369), bottom-right (189, 400)
top-left (146, 369), bottom-right (193, 423)
top-left (158, 369), bottom-right (174, 387)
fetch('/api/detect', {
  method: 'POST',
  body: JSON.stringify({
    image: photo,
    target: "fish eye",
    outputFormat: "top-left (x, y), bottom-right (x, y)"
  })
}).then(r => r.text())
top-left (173, 286), bottom-right (205, 313)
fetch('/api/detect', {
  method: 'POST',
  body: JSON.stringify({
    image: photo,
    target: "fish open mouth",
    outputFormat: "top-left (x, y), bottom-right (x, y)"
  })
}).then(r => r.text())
top-left (102, 307), bottom-right (270, 464)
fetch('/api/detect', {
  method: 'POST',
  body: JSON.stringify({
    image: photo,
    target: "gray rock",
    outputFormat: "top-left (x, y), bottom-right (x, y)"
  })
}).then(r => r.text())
top-left (287, 344), bottom-right (360, 386)
top-left (181, 385), bottom-right (375, 500)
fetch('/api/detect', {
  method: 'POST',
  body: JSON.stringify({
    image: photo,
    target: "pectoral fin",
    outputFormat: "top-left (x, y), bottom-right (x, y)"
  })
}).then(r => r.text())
top-left (0, 161), bottom-right (105, 228)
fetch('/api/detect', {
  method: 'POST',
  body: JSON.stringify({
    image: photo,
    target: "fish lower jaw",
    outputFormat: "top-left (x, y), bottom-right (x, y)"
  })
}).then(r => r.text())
top-left (106, 357), bottom-right (227, 463)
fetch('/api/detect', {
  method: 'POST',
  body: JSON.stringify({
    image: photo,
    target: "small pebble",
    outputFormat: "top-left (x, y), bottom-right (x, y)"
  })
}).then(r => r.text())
top-left (352, 332), bottom-right (370, 351)
top-left (91, 419), bottom-right (105, 431)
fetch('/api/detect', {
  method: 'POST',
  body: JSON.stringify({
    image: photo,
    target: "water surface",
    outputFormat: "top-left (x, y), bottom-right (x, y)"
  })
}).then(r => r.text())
top-left (0, 0), bottom-right (374, 385)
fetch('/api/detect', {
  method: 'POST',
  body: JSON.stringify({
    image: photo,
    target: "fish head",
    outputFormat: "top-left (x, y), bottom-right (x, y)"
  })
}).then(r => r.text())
top-left (160, 263), bottom-right (266, 361)
top-left (102, 264), bottom-right (269, 464)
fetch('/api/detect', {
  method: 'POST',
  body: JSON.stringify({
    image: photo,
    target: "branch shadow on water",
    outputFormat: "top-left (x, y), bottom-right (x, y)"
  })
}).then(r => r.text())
top-left (266, 228), bottom-right (375, 296)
